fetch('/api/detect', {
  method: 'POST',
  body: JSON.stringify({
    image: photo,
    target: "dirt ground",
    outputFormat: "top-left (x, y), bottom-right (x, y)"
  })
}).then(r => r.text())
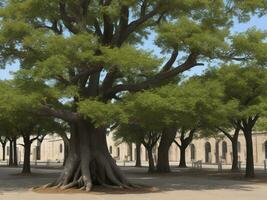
top-left (0, 166), bottom-right (267, 200)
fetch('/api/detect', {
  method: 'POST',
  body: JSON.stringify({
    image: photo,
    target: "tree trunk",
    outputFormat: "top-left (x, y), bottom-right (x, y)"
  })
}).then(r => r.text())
top-left (45, 120), bottom-right (131, 191)
top-left (127, 143), bottom-right (133, 161)
top-left (8, 140), bottom-right (13, 166)
top-left (135, 142), bottom-right (141, 167)
top-left (13, 138), bottom-right (18, 166)
top-left (231, 136), bottom-right (239, 172)
top-left (147, 148), bottom-right (155, 173)
top-left (22, 135), bottom-right (32, 174)
top-left (157, 128), bottom-right (176, 173)
top-left (2, 144), bottom-right (6, 161)
top-left (244, 130), bottom-right (254, 178)
top-left (63, 139), bottom-right (70, 166)
top-left (178, 147), bottom-right (187, 168)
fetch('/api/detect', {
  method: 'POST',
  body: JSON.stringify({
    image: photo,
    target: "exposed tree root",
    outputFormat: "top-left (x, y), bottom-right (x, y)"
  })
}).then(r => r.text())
top-left (41, 121), bottom-right (133, 192)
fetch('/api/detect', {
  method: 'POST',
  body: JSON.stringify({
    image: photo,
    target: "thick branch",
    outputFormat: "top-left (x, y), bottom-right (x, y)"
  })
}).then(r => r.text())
top-left (217, 127), bottom-right (233, 141)
top-left (103, 52), bottom-right (201, 99)
top-left (59, 1), bottom-right (80, 34)
top-left (161, 49), bottom-right (179, 72)
top-left (36, 105), bottom-right (80, 122)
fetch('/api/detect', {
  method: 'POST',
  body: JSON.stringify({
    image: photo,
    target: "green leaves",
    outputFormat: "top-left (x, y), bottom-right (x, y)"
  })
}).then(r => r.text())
top-left (205, 64), bottom-right (267, 121)
top-left (230, 28), bottom-right (267, 65)
top-left (156, 16), bottom-right (229, 57)
top-left (101, 45), bottom-right (161, 76)
top-left (78, 99), bottom-right (127, 127)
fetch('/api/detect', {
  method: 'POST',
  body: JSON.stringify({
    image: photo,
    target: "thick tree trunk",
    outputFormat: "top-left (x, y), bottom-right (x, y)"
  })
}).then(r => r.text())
top-left (22, 136), bottom-right (32, 174)
top-left (178, 147), bottom-right (187, 168)
top-left (244, 130), bottom-right (254, 178)
top-left (63, 139), bottom-right (70, 166)
top-left (157, 128), bottom-right (176, 173)
top-left (231, 136), bottom-right (239, 172)
top-left (13, 138), bottom-right (18, 166)
top-left (8, 140), bottom-right (13, 166)
top-left (135, 142), bottom-right (141, 167)
top-left (2, 144), bottom-right (6, 161)
top-left (127, 143), bottom-right (133, 161)
top-left (45, 120), bottom-right (131, 191)
top-left (147, 148), bottom-right (155, 173)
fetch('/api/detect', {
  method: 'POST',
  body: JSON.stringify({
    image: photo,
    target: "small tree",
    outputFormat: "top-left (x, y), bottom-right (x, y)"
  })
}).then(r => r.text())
top-left (205, 64), bottom-right (267, 178)
top-left (0, 136), bottom-right (7, 161)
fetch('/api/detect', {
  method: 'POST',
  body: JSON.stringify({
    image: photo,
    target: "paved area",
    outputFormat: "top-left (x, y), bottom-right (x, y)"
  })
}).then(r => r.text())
top-left (0, 166), bottom-right (267, 200)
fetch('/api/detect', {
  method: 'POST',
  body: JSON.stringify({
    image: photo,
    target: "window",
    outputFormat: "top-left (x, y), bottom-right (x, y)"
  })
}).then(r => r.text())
top-left (117, 147), bottom-right (120, 158)
top-left (36, 146), bottom-right (41, 160)
top-left (59, 144), bottom-right (63, 153)
top-left (205, 142), bottom-right (211, 163)
top-left (237, 141), bottom-right (241, 153)
top-left (36, 141), bottom-right (41, 160)
top-left (7, 146), bottom-right (10, 156)
top-left (265, 141), bottom-right (267, 159)
top-left (222, 141), bottom-right (227, 159)
top-left (190, 144), bottom-right (196, 160)
top-left (109, 146), bottom-right (112, 154)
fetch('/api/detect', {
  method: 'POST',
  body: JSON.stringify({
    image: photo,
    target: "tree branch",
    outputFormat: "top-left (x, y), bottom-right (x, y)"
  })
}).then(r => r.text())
top-left (59, 1), bottom-right (80, 34)
top-left (217, 127), bottom-right (233, 141)
top-left (36, 104), bottom-right (80, 122)
top-left (103, 52), bottom-right (201, 99)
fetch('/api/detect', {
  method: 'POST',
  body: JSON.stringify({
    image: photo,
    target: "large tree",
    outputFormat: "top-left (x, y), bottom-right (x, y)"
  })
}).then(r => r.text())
top-left (0, 0), bottom-right (266, 191)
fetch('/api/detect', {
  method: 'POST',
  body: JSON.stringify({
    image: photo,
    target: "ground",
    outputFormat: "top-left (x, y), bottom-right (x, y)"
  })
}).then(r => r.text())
top-left (0, 166), bottom-right (267, 200)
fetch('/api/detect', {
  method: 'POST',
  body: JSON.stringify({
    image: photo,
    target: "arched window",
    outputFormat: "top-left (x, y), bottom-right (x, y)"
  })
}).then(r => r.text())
top-left (117, 147), bottom-right (120, 158)
top-left (237, 141), bottom-right (241, 153)
top-left (36, 141), bottom-right (41, 160)
top-left (222, 141), bottom-right (227, 159)
top-left (190, 144), bottom-right (196, 160)
top-left (265, 141), bottom-right (267, 159)
top-left (59, 144), bottom-right (63, 153)
top-left (205, 142), bottom-right (211, 163)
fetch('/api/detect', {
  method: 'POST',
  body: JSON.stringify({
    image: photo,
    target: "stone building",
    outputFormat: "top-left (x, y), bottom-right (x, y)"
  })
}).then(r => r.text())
top-left (1, 132), bottom-right (267, 166)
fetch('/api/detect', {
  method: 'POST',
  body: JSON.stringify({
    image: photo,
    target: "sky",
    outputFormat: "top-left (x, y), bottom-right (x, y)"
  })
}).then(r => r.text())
top-left (0, 15), bottom-right (267, 80)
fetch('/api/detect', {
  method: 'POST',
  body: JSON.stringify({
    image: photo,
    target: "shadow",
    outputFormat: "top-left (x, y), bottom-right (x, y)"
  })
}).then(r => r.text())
top-left (0, 167), bottom-right (61, 192)
top-left (0, 166), bottom-right (267, 194)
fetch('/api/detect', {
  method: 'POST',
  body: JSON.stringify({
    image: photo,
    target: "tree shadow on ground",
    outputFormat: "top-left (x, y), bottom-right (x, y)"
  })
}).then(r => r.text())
top-left (0, 166), bottom-right (267, 194)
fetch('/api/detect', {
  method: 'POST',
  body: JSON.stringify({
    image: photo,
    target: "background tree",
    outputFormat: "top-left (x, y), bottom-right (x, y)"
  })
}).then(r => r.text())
top-left (204, 64), bottom-right (267, 178)
top-left (115, 124), bottom-right (161, 173)
top-left (0, 136), bottom-right (7, 161)
top-left (155, 80), bottom-right (229, 168)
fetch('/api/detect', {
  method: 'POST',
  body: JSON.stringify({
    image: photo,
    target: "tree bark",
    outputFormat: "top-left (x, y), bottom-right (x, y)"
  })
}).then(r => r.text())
top-left (127, 143), bottom-right (133, 161)
top-left (244, 130), bottom-right (254, 178)
top-left (135, 142), bottom-right (141, 167)
top-left (147, 148), bottom-right (155, 173)
top-left (13, 138), bottom-right (18, 166)
top-left (156, 128), bottom-right (176, 173)
top-left (218, 127), bottom-right (240, 171)
top-left (231, 133), bottom-right (239, 171)
top-left (45, 120), bottom-right (132, 191)
top-left (2, 143), bottom-right (6, 161)
top-left (179, 147), bottom-right (187, 168)
top-left (22, 135), bottom-right (32, 174)
top-left (8, 140), bottom-right (13, 166)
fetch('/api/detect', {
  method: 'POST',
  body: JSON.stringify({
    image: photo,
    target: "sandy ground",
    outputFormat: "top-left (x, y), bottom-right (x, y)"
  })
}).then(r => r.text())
top-left (0, 166), bottom-right (267, 200)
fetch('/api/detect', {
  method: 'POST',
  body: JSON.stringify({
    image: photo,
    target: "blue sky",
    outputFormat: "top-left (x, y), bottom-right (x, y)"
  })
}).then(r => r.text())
top-left (0, 16), bottom-right (267, 80)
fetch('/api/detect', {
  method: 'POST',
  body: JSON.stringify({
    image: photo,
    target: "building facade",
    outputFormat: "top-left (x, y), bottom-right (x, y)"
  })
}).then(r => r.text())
top-left (1, 132), bottom-right (267, 166)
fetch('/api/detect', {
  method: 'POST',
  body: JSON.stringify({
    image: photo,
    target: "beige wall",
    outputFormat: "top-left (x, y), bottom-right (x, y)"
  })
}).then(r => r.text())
top-left (1, 132), bottom-right (267, 166)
